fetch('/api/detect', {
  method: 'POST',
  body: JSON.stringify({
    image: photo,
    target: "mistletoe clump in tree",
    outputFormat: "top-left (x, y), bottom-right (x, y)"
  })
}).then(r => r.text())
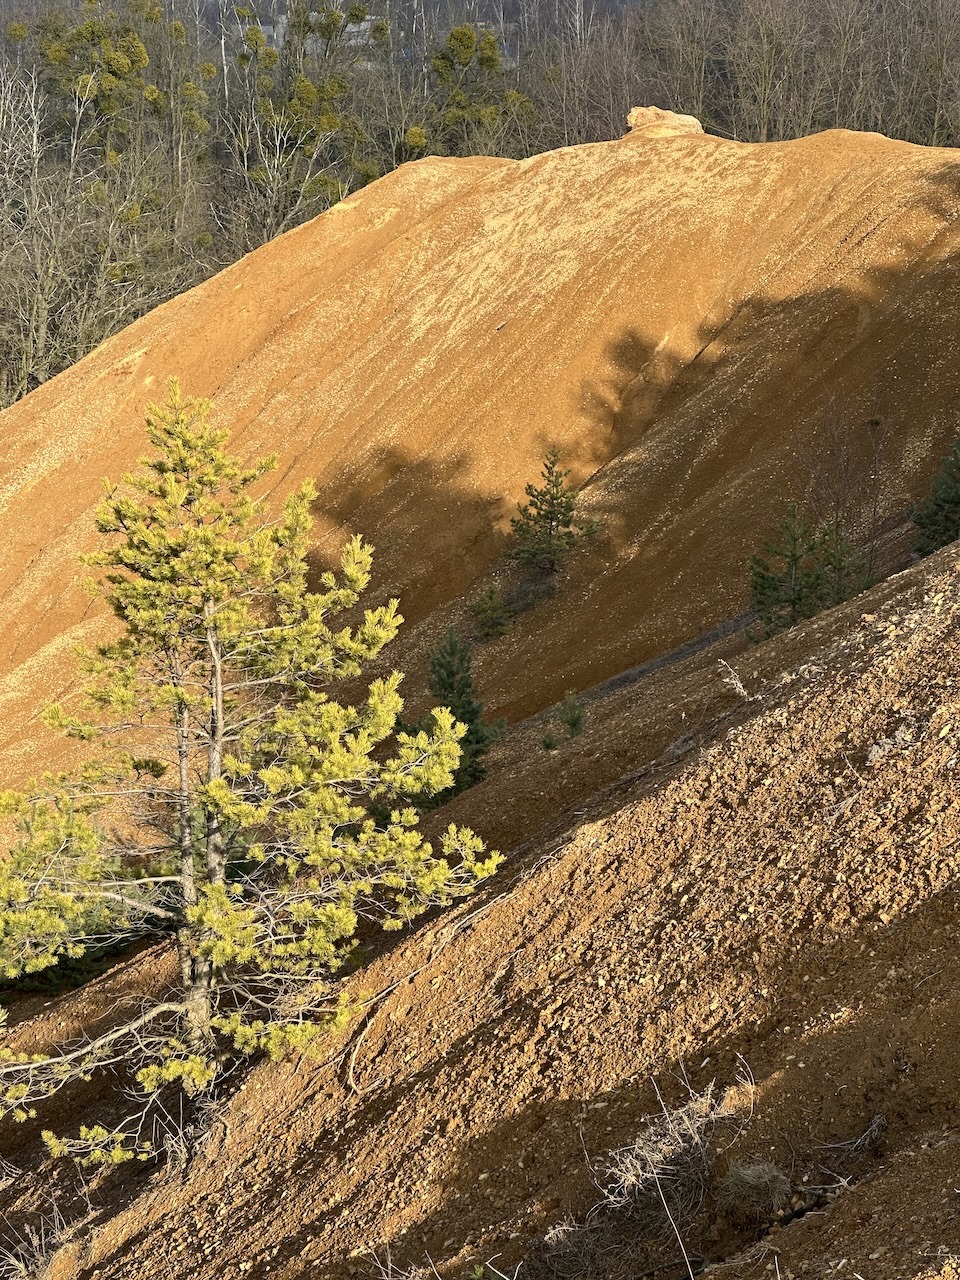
top-left (507, 446), bottom-right (598, 578)
top-left (0, 381), bottom-right (498, 1164)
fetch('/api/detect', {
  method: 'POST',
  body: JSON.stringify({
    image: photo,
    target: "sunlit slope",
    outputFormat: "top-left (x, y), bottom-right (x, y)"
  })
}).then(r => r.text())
top-left (2, 119), bottom-right (960, 771)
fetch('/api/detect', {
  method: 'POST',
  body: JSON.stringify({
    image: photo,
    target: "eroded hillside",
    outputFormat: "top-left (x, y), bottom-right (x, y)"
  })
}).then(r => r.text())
top-left (3, 524), bottom-right (960, 1280)
top-left (3, 114), bottom-right (960, 1280)
top-left (2, 113), bottom-right (960, 784)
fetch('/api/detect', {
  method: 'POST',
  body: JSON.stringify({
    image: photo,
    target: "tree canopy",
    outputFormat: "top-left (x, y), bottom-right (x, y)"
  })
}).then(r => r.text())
top-left (0, 381), bottom-right (499, 1164)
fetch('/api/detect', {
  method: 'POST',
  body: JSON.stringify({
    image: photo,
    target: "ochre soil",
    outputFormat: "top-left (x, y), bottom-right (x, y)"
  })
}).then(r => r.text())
top-left (4, 114), bottom-right (960, 1279)
top-left (2, 540), bottom-right (960, 1279)
top-left (4, 118), bottom-right (960, 782)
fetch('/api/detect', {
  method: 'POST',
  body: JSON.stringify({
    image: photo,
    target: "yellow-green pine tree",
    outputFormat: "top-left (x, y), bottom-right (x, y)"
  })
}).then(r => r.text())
top-left (0, 380), bottom-right (498, 1163)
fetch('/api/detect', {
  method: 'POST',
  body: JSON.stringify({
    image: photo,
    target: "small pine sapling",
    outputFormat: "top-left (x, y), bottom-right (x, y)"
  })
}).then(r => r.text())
top-left (815, 523), bottom-right (869, 607)
top-left (749, 501), bottom-right (871, 638)
top-left (557, 691), bottom-right (585, 737)
top-left (426, 630), bottom-right (502, 796)
top-left (469, 584), bottom-right (513, 639)
top-left (912, 436), bottom-right (960, 555)
top-left (748, 502), bottom-right (823, 638)
top-left (507, 447), bottom-right (597, 577)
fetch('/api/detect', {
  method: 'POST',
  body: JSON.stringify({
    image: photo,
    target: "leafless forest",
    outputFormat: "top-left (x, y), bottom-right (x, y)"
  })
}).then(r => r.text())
top-left (3, 0), bottom-right (959, 406)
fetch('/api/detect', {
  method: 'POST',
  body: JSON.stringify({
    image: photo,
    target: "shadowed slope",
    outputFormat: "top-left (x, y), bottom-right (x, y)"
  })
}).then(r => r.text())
top-left (2, 123), bottom-right (960, 763)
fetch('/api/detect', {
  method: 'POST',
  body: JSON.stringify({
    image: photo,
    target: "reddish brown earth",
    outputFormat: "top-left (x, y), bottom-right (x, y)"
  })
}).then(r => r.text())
top-left (1, 543), bottom-right (959, 1280)
top-left (3, 112), bottom-right (960, 779)
top-left (3, 112), bottom-right (960, 1279)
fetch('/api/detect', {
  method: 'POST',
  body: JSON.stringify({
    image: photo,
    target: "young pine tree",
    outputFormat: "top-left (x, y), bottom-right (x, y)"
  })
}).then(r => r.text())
top-left (815, 524), bottom-right (869, 608)
top-left (468, 584), bottom-right (513, 639)
top-left (507, 447), bottom-right (597, 576)
top-left (912, 437), bottom-right (960, 555)
top-left (749, 503), bottom-right (825, 638)
top-left (427, 630), bottom-right (500, 795)
top-left (749, 502), bottom-right (868, 639)
top-left (557, 691), bottom-right (585, 738)
top-left (0, 381), bottom-right (499, 1164)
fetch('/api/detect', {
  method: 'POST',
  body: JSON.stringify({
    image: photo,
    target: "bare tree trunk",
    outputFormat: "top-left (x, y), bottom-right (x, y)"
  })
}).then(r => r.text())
top-left (218, 0), bottom-right (230, 112)
top-left (174, 690), bottom-right (214, 1050)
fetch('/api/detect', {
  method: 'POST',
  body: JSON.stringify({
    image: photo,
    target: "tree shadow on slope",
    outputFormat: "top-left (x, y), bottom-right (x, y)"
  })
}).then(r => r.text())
top-left (573, 158), bottom-right (960, 541)
top-left (301, 444), bottom-right (512, 626)
top-left (476, 158), bottom-right (960, 719)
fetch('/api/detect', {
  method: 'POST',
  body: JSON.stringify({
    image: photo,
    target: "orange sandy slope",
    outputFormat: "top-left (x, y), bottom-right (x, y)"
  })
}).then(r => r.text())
top-left (3, 119), bottom-right (960, 782)
top-left (4, 540), bottom-right (960, 1280)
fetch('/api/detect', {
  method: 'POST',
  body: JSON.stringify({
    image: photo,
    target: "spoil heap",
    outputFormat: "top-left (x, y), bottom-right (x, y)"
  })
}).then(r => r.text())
top-left (3, 114), bottom-right (960, 1279)
top-left (3, 114), bottom-right (960, 776)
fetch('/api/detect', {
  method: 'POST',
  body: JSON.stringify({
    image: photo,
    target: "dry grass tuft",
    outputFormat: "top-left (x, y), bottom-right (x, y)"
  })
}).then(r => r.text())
top-left (595, 1086), bottom-right (721, 1234)
top-left (367, 1249), bottom-right (440, 1280)
top-left (716, 1160), bottom-right (790, 1226)
top-left (0, 1201), bottom-right (68, 1280)
top-left (527, 1084), bottom-right (738, 1279)
top-left (531, 1219), bottom-right (604, 1280)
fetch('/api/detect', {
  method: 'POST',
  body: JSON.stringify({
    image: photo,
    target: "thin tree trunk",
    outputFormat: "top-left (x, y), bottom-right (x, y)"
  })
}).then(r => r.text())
top-left (205, 602), bottom-right (226, 885)
top-left (174, 666), bottom-right (214, 1050)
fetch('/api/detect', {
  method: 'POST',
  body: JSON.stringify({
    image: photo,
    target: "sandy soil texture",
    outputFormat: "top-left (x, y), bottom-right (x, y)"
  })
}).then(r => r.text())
top-left (3, 114), bottom-right (960, 1280)
top-left (3, 119), bottom-right (960, 778)
top-left (2, 541), bottom-right (960, 1280)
